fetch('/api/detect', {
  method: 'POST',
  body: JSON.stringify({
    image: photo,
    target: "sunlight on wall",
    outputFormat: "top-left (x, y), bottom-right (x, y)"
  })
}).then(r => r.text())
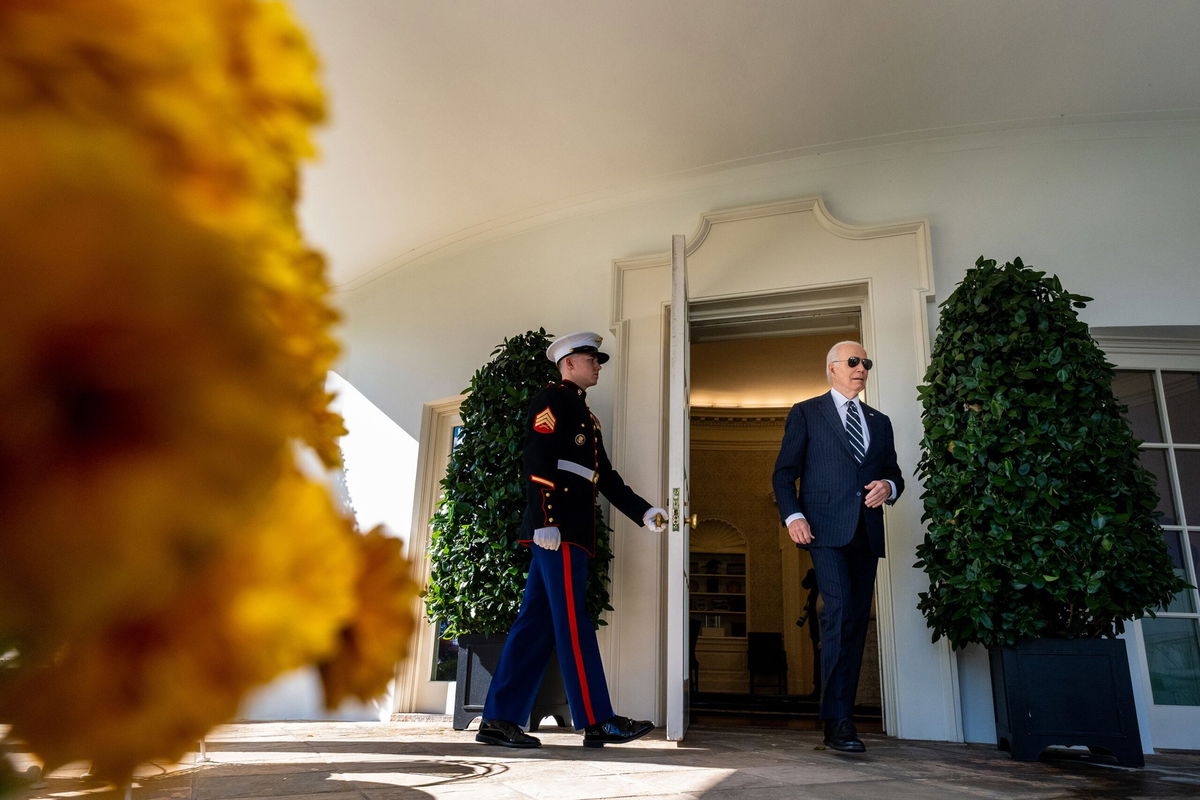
top-left (239, 373), bottom-right (419, 722)
top-left (328, 371), bottom-right (418, 540)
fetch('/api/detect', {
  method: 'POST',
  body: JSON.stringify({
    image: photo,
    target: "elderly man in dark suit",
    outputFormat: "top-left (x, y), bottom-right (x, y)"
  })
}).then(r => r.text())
top-left (772, 340), bottom-right (903, 753)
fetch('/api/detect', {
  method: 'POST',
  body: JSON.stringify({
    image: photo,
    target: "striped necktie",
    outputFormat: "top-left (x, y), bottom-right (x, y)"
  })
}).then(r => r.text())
top-left (844, 400), bottom-right (866, 463)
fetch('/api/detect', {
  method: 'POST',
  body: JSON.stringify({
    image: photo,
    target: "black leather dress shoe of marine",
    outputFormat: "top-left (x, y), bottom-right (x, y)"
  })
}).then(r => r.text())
top-left (476, 719), bottom-right (541, 748)
top-left (823, 718), bottom-right (866, 753)
top-left (583, 714), bottom-right (655, 747)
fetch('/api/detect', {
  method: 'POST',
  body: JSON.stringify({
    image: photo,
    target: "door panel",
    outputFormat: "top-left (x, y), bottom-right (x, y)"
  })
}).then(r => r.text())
top-left (666, 234), bottom-right (692, 740)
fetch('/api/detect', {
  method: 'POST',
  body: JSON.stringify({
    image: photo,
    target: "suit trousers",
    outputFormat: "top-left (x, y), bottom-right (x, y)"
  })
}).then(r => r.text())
top-left (806, 514), bottom-right (879, 720)
top-left (483, 543), bottom-right (614, 730)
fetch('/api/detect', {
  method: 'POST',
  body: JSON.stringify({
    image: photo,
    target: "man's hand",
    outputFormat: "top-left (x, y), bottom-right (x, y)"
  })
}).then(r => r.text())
top-left (864, 480), bottom-right (892, 508)
top-left (532, 526), bottom-right (561, 550)
top-left (787, 517), bottom-right (814, 545)
top-left (644, 507), bottom-right (668, 533)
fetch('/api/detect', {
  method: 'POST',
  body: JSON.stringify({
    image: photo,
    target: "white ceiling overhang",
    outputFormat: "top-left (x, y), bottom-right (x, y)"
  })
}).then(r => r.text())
top-left (288, 0), bottom-right (1200, 290)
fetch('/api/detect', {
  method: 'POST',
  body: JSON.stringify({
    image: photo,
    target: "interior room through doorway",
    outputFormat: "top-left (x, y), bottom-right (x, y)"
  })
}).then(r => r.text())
top-left (687, 319), bottom-right (883, 729)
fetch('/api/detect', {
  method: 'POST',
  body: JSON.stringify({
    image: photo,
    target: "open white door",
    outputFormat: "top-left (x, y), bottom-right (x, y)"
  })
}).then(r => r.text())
top-left (665, 234), bottom-right (692, 741)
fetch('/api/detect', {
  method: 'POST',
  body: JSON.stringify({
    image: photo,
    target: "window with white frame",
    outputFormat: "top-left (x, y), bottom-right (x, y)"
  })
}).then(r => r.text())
top-left (1113, 369), bottom-right (1200, 706)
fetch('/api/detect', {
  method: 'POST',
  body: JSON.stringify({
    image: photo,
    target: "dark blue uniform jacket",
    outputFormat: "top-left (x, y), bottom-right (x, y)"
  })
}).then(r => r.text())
top-left (521, 380), bottom-right (651, 555)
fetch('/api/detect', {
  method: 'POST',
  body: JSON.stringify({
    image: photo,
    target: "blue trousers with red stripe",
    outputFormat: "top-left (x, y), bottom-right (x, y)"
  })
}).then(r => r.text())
top-left (483, 543), bottom-right (613, 730)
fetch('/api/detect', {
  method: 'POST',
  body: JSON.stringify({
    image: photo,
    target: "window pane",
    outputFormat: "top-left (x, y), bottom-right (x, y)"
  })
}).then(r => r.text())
top-left (1164, 372), bottom-right (1200, 444)
top-left (1163, 531), bottom-right (1196, 613)
top-left (1143, 617), bottom-right (1200, 706)
top-left (1140, 449), bottom-right (1177, 525)
top-left (1114, 370), bottom-right (1163, 443)
top-left (431, 621), bottom-right (458, 682)
top-left (1192, 531), bottom-right (1200, 585)
top-left (1179, 450), bottom-right (1200, 527)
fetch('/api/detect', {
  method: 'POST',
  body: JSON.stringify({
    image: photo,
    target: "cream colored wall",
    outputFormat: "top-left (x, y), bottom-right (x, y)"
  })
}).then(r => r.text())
top-left (337, 122), bottom-right (1200, 439)
top-left (335, 121), bottom-right (1200, 741)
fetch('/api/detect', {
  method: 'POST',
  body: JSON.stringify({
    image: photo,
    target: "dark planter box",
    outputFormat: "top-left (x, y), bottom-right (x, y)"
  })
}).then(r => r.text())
top-left (989, 637), bottom-right (1144, 767)
top-left (453, 633), bottom-right (572, 731)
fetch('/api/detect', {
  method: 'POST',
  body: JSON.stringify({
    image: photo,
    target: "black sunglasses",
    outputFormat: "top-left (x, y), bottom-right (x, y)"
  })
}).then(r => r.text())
top-left (832, 357), bottom-right (873, 370)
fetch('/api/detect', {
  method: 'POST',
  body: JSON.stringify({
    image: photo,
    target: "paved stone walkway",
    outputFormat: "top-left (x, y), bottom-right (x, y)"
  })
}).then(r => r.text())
top-left (7, 717), bottom-right (1200, 799)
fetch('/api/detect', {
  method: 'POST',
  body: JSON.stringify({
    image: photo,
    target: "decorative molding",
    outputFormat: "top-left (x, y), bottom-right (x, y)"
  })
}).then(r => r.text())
top-left (1094, 335), bottom-right (1200, 358)
top-left (606, 316), bottom-right (635, 706)
top-left (691, 518), bottom-right (746, 553)
top-left (690, 407), bottom-right (788, 452)
top-left (690, 197), bottom-right (929, 253)
top-left (690, 407), bottom-right (790, 425)
top-left (610, 251), bottom-right (669, 330)
top-left (611, 197), bottom-right (931, 328)
top-left (692, 441), bottom-right (782, 453)
top-left (395, 394), bottom-right (464, 713)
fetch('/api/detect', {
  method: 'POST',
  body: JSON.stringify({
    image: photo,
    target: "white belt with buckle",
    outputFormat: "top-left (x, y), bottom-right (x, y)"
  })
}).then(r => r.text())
top-left (557, 459), bottom-right (598, 483)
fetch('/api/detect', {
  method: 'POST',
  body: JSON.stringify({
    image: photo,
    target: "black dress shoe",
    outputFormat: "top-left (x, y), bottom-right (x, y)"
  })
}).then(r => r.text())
top-left (476, 719), bottom-right (541, 748)
top-left (823, 718), bottom-right (866, 753)
top-left (583, 714), bottom-right (655, 747)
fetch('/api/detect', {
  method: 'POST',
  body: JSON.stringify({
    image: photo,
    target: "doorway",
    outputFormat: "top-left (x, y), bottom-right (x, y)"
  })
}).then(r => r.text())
top-left (613, 198), bottom-right (953, 742)
top-left (686, 323), bottom-right (883, 730)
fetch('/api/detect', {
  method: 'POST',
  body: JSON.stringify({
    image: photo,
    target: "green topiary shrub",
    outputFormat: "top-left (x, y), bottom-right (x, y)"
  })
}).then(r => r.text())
top-left (915, 257), bottom-right (1187, 648)
top-left (423, 329), bottom-right (614, 638)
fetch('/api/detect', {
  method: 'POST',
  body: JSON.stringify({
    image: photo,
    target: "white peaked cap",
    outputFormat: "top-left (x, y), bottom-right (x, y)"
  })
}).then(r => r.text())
top-left (547, 331), bottom-right (610, 364)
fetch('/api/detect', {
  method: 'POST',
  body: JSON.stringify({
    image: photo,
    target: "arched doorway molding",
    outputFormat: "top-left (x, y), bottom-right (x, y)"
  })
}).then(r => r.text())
top-left (605, 197), bottom-right (962, 742)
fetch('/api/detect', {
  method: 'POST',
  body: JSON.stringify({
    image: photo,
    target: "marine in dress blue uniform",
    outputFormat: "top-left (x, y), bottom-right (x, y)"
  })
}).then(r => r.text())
top-left (477, 332), bottom-right (667, 749)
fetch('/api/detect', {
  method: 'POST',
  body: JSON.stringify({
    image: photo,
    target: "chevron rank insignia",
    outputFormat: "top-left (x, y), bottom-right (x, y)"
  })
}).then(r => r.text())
top-left (533, 406), bottom-right (557, 433)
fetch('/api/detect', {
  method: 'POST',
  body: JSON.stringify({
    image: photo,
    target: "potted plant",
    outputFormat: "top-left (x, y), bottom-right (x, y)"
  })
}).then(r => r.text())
top-left (423, 328), bottom-right (614, 730)
top-left (915, 257), bottom-right (1187, 766)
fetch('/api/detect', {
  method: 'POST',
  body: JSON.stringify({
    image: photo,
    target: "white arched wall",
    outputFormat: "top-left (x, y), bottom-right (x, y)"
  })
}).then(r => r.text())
top-left (609, 198), bottom-right (961, 742)
top-left (333, 120), bottom-right (1200, 738)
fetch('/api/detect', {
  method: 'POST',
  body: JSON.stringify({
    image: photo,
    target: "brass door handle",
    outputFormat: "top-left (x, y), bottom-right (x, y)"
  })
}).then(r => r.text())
top-left (652, 511), bottom-right (699, 528)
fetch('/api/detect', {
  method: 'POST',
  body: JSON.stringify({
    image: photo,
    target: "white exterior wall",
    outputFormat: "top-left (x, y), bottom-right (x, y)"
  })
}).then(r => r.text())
top-left (332, 120), bottom-right (1200, 743)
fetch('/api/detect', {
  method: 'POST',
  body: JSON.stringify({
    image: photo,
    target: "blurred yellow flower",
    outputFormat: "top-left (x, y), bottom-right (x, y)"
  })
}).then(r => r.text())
top-left (0, 0), bottom-right (343, 466)
top-left (217, 468), bottom-right (362, 684)
top-left (319, 528), bottom-right (420, 709)
top-left (0, 467), bottom-right (360, 782)
top-left (0, 0), bottom-right (417, 787)
top-left (0, 124), bottom-right (294, 650)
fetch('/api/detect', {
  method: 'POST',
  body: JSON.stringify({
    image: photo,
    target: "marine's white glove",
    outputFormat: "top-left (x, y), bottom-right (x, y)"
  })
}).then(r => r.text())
top-left (644, 507), bottom-right (668, 533)
top-left (532, 526), bottom-right (561, 551)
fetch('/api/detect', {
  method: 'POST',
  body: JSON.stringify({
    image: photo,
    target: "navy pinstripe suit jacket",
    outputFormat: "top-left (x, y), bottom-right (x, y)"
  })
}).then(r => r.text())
top-left (771, 391), bottom-right (904, 558)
